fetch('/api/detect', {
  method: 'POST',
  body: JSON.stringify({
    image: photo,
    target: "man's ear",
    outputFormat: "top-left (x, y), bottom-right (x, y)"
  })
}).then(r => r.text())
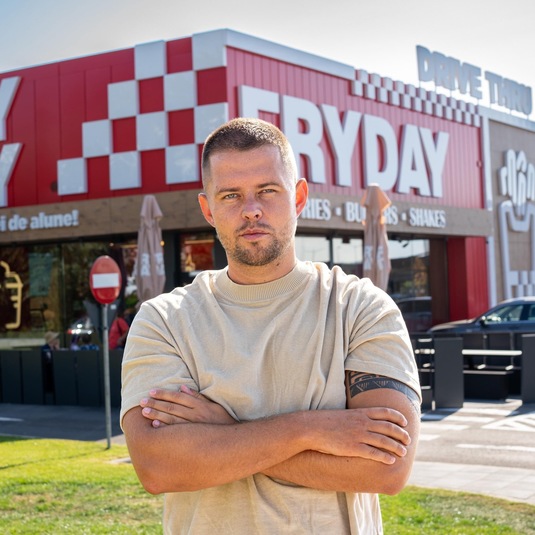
top-left (295, 178), bottom-right (309, 217)
top-left (198, 193), bottom-right (215, 227)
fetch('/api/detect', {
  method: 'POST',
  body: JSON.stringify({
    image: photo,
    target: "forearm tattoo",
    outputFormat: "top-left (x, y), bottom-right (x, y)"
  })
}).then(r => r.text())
top-left (347, 371), bottom-right (421, 413)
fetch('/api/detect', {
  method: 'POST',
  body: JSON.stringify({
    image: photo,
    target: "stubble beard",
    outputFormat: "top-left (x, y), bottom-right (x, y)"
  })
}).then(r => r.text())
top-left (218, 221), bottom-right (295, 267)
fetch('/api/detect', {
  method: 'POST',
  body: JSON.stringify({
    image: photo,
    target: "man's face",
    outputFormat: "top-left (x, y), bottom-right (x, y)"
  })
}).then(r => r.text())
top-left (199, 145), bottom-right (307, 272)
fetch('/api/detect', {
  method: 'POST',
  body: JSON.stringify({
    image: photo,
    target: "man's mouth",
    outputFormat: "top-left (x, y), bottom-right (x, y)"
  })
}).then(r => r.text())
top-left (239, 227), bottom-right (270, 240)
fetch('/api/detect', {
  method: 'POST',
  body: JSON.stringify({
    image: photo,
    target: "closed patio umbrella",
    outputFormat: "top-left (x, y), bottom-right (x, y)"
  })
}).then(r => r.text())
top-left (135, 195), bottom-right (166, 303)
top-left (361, 183), bottom-right (391, 291)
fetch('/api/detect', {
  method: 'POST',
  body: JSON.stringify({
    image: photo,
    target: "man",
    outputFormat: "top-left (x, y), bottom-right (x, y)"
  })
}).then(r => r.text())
top-left (121, 118), bottom-right (421, 534)
top-left (41, 331), bottom-right (60, 397)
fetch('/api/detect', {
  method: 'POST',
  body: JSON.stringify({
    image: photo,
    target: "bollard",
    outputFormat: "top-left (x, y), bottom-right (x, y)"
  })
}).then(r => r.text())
top-left (521, 334), bottom-right (535, 404)
top-left (433, 336), bottom-right (464, 409)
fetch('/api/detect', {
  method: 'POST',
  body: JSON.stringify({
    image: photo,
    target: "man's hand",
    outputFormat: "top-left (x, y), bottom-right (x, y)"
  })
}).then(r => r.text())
top-left (310, 406), bottom-right (409, 463)
top-left (140, 385), bottom-right (237, 427)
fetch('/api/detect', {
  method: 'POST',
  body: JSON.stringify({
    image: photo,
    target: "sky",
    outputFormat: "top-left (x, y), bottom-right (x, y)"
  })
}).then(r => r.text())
top-left (1, 0), bottom-right (535, 115)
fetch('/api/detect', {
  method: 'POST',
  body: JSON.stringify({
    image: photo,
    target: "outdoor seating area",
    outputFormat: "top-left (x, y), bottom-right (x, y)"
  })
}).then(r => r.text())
top-left (0, 349), bottom-right (123, 407)
top-left (1, 333), bottom-right (533, 409)
top-left (413, 332), bottom-right (535, 409)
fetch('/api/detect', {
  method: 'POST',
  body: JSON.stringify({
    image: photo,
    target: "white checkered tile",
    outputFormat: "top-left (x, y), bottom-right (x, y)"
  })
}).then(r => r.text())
top-left (108, 81), bottom-right (138, 119)
top-left (165, 145), bottom-right (198, 184)
top-left (82, 120), bottom-right (112, 157)
top-left (58, 158), bottom-right (87, 195)
top-left (137, 112), bottom-right (168, 151)
top-left (110, 151), bottom-right (141, 190)
top-left (164, 71), bottom-right (197, 111)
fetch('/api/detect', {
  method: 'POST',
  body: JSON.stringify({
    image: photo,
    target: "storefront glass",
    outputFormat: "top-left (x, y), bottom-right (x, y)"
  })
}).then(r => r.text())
top-left (0, 232), bottom-right (432, 348)
top-left (295, 235), bottom-right (429, 300)
top-left (0, 240), bottom-right (137, 348)
top-left (332, 237), bottom-right (363, 277)
top-left (295, 235), bottom-right (330, 263)
top-left (179, 233), bottom-right (216, 285)
top-left (388, 239), bottom-right (430, 299)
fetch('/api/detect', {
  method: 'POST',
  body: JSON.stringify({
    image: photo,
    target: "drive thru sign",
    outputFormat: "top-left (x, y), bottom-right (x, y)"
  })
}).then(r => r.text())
top-left (89, 255), bottom-right (122, 305)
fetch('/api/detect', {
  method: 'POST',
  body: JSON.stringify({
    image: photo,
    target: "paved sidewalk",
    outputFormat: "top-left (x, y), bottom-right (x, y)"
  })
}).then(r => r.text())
top-left (1, 402), bottom-right (535, 506)
top-left (409, 460), bottom-right (535, 505)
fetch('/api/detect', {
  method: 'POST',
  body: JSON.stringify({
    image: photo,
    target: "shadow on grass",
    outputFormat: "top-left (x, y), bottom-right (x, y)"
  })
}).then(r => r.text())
top-left (0, 435), bottom-right (31, 444)
top-left (0, 435), bottom-right (114, 471)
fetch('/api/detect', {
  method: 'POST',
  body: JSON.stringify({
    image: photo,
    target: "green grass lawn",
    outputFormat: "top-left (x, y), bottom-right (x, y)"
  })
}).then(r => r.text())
top-left (1, 436), bottom-right (534, 534)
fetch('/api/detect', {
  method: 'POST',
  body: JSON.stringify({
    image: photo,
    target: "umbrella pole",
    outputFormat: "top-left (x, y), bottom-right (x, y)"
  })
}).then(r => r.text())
top-left (102, 303), bottom-right (112, 449)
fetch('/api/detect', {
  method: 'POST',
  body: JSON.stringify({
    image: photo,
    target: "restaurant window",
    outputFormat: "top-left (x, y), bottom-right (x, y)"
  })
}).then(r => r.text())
top-left (332, 237), bottom-right (363, 276)
top-left (295, 235), bottom-right (330, 263)
top-left (179, 233), bottom-right (216, 284)
top-left (388, 239), bottom-right (430, 299)
top-left (0, 240), bottom-right (138, 349)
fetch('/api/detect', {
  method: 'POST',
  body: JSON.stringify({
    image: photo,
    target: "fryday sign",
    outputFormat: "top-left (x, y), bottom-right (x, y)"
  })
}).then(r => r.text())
top-left (241, 86), bottom-right (449, 197)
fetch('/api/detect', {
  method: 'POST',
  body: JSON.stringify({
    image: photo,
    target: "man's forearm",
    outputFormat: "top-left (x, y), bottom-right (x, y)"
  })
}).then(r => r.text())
top-left (123, 403), bottom-right (409, 495)
top-left (261, 448), bottom-right (412, 494)
top-left (124, 407), bottom-right (312, 494)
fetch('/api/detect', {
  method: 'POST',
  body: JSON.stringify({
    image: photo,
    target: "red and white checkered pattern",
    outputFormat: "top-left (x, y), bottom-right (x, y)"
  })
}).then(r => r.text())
top-left (57, 39), bottom-right (229, 196)
top-left (352, 69), bottom-right (481, 127)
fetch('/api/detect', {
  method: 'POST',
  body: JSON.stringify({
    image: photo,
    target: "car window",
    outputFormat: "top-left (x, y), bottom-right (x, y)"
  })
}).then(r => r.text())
top-left (485, 304), bottom-right (523, 323)
top-left (527, 305), bottom-right (535, 320)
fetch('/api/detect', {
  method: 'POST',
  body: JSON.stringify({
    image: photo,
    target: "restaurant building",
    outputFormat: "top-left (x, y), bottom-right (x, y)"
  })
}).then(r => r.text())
top-left (1, 28), bottom-right (528, 347)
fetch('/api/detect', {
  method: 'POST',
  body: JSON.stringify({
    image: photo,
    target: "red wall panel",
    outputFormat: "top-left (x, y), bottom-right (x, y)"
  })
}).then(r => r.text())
top-left (139, 78), bottom-right (164, 114)
top-left (168, 109), bottom-right (194, 145)
top-left (34, 75), bottom-right (61, 205)
top-left (197, 67), bottom-right (227, 105)
top-left (140, 150), bottom-right (166, 192)
top-left (59, 72), bottom-right (84, 159)
top-left (167, 38), bottom-right (193, 73)
top-left (113, 118), bottom-right (136, 153)
top-left (447, 237), bottom-right (489, 320)
top-left (87, 156), bottom-right (110, 197)
top-left (84, 67), bottom-right (111, 121)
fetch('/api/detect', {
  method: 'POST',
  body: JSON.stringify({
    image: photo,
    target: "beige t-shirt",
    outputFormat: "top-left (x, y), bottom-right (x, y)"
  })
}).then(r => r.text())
top-left (121, 261), bottom-right (420, 534)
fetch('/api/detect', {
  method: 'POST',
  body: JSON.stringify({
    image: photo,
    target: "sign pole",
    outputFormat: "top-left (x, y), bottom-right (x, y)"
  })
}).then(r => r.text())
top-left (89, 255), bottom-right (122, 451)
top-left (102, 303), bottom-right (112, 449)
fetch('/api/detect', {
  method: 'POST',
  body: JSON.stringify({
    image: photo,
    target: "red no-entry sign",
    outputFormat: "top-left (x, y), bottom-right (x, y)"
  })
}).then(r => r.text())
top-left (89, 255), bottom-right (122, 305)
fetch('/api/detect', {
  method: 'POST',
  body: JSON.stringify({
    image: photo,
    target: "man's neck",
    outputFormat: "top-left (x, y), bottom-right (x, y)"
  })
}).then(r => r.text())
top-left (226, 257), bottom-right (297, 285)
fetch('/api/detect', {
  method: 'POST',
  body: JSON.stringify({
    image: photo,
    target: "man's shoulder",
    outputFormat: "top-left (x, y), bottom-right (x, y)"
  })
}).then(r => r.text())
top-left (305, 261), bottom-right (366, 288)
top-left (304, 262), bottom-right (394, 309)
top-left (140, 270), bottom-right (221, 307)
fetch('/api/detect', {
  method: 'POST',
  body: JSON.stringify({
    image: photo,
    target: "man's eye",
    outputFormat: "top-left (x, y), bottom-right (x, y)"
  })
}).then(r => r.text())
top-left (223, 193), bottom-right (238, 199)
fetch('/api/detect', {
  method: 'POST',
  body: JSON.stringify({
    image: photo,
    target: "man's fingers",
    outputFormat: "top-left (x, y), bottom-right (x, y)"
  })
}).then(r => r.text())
top-left (180, 384), bottom-right (202, 398)
top-left (141, 405), bottom-right (190, 425)
top-left (358, 445), bottom-right (399, 465)
top-left (140, 386), bottom-right (236, 425)
top-left (145, 387), bottom-right (202, 410)
top-left (366, 407), bottom-right (408, 427)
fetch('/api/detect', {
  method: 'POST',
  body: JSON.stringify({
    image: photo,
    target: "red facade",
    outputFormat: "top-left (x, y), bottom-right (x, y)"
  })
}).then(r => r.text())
top-left (0, 29), bottom-right (489, 319)
top-left (1, 33), bottom-right (483, 210)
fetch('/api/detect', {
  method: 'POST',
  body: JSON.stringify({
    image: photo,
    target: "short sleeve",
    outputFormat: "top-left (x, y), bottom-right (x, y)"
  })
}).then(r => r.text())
top-left (120, 299), bottom-right (196, 427)
top-left (344, 278), bottom-right (421, 400)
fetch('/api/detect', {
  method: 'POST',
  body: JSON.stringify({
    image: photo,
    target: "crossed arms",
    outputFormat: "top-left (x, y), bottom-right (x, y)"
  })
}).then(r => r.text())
top-left (122, 371), bottom-right (420, 495)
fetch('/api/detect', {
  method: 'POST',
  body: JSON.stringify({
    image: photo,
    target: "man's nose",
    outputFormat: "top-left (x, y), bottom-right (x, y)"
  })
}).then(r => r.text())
top-left (242, 198), bottom-right (262, 220)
